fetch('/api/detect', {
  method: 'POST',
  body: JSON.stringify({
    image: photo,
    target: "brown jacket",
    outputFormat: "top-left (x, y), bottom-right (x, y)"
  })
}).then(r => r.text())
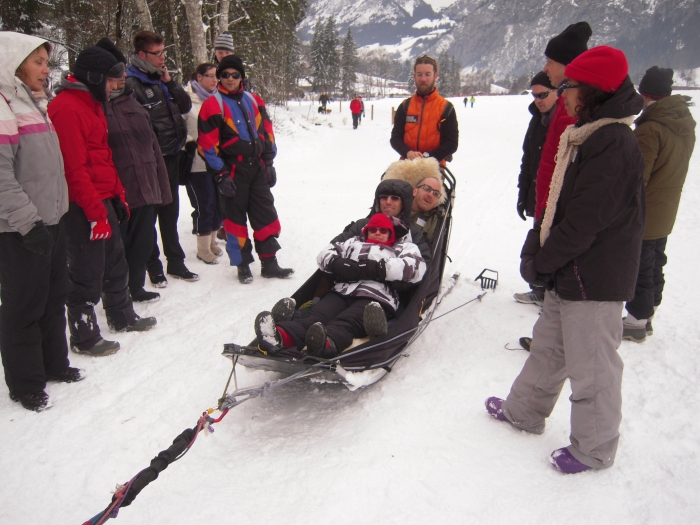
top-left (635, 95), bottom-right (696, 240)
top-left (104, 86), bottom-right (172, 209)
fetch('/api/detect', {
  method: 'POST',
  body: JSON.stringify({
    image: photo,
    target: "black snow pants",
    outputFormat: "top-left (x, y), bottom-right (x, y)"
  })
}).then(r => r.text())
top-left (120, 204), bottom-right (155, 294)
top-left (64, 200), bottom-right (137, 349)
top-left (625, 237), bottom-right (668, 320)
top-left (0, 220), bottom-right (70, 396)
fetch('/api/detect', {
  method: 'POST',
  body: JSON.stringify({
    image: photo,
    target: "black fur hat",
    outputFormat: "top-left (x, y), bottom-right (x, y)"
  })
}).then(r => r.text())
top-left (639, 66), bottom-right (674, 98)
top-left (73, 46), bottom-right (120, 102)
top-left (544, 22), bottom-right (592, 65)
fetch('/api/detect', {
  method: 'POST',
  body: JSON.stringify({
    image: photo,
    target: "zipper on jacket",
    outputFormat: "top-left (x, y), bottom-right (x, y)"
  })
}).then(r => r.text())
top-left (573, 258), bottom-right (587, 300)
top-left (416, 96), bottom-right (426, 151)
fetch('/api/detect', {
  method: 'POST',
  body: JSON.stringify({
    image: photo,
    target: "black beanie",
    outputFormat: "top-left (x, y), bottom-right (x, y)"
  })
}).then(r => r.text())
top-left (544, 22), bottom-right (592, 65)
top-left (73, 46), bottom-right (119, 102)
top-left (217, 55), bottom-right (245, 79)
top-left (531, 71), bottom-right (555, 90)
top-left (95, 37), bottom-right (126, 64)
top-left (639, 66), bottom-right (674, 98)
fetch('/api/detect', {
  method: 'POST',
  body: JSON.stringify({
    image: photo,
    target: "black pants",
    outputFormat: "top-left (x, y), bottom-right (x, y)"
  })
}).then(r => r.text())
top-left (148, 153), bottom-right (186, 275)
top-left (0, 221), bottom-right (70, 396)
top-left (185, 171), bottom-right (222, 234)
top-left (119, 204), bottom-right (155, 293)
top-left (219, 160), bottom-right (281, 266)
top-left (277, 292), bottom-right (371, 351)
top-left (626, 237), bottom-right (668, 320)
top-left (64, 200), bottom-right (137, 349)
top-left (352, 113), bottom-right (360, 129)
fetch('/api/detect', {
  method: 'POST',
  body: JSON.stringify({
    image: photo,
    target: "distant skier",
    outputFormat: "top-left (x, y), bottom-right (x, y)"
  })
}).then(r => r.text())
top-left (463, 96), bottom-right (467, 107)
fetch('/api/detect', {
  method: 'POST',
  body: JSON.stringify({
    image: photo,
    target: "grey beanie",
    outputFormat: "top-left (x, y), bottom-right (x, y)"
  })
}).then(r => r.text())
top-left (214, 32), bottom-right (234, 52)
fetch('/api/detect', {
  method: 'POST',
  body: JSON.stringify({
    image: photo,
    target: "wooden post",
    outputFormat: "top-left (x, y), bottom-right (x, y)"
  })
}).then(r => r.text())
top-left (339, 100), bottom-right (342, 112)
top-left (391, 107), bottom-right (395, 124)
top-left (371, 105), bottom-right (374, 121)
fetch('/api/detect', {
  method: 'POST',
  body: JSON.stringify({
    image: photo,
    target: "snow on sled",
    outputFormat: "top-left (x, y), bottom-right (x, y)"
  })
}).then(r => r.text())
top-left (223, 167), bottom-right (457, 390)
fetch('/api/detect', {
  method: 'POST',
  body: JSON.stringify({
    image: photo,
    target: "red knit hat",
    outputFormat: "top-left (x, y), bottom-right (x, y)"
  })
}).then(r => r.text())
top-left (362, 213), bottom-right (396, 246)
top-left (564, 46), bottom-right (629, 93)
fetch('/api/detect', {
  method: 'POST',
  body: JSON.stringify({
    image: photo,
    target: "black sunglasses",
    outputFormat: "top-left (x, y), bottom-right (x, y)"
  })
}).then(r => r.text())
top-left (379, 195), bottom-right (401, 202)
top-left (220, 71), bottom-right (242, 80)
top-left (367, 227), bottom-right (390, 235)
top-left (557, 80), bottom-right (581, 96)
top-left (416, 184), bottom-right (442, 199)
top-left (531, 90), bottom-right (554, 100)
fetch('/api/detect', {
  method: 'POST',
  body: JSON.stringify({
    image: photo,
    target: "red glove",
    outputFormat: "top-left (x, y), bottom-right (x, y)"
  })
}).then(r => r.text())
top-left (90, 219), bottom-right (112, 241)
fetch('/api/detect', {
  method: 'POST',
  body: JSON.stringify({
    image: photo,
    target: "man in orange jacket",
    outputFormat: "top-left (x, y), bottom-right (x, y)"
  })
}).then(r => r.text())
top-left (390, 55), bottom-right (458, 165)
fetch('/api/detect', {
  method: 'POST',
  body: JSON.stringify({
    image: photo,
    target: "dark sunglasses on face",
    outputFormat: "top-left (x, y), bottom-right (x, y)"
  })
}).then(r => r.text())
top-left (417, 184), bottom-right (442, 199)
top-left (557, 80), bottom-right (580, 96)
top-left (220, 71), bottom-right (242, 80)
top-left (367, 227), bottom-right (390, 235)
top-left (532, 90), bottom-right (553, 100)
top-left (379, 195), bottom-right (401, 202)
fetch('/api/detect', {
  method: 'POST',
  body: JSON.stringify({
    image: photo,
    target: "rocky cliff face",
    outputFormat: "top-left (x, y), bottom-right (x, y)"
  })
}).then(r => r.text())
top-left (302, 0), bottom-right (700, 80)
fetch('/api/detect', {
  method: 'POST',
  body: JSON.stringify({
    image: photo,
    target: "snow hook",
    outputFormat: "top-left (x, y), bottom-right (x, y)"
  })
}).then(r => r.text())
top-left (474, 268), bottom-right (499, 290)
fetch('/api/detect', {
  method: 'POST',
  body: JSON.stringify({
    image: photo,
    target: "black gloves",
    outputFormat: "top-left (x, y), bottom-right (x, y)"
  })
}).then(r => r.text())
top-left (112, 196), bottom-right (130, 225)
top-left (265, 165), bottom-right (277, 188)
top-left (331, 257), bottom-right (386, 282)
top-left (519, 229), bottom-right (552, 288)
top-left (22, 221), bottom-right (53, 256)
top-left (214, 171), bottom-right (237, 197)
top-left (517, 200), bottom-right (527, 221)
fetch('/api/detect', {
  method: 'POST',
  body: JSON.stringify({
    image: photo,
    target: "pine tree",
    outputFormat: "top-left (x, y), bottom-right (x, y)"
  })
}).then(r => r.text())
top-left (322, 16), bottom-right (341, 95)
top-left (340, 28), bottom-right (358, 98)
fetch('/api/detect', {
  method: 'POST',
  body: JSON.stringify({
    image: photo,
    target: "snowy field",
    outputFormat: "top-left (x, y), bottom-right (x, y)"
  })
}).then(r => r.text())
top-left (1, 93), bottom-right (699, 525)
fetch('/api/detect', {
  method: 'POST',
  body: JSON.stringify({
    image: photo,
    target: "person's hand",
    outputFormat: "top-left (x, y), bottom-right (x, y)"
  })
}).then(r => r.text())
top-left (90, 219), bottom-right (112, 241)
top-left (22, 221), bottom-right (53, 256)
top-left (517, 200), bottom-right (527, 221)
top-left (331, 257), bottom-right (361, 282)
top-left (406, 151), bottom-right (423, 160)
top-left (358, 259), bottom-right (386, 282)
top-left (112, 195), bottom-right (130, 225)
top-left (265, 165), bottom-right (277, 188)
top-left (214, 171), bottom-right (237, 197)
top-left (161, 67), bottom-right (171, 83)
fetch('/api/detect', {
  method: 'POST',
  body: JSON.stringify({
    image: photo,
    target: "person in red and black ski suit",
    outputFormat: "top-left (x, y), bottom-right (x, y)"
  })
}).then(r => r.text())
top-left (197, 55), bottom-right (293, 283)
top-left (350, 95), bottom-right (363, 129)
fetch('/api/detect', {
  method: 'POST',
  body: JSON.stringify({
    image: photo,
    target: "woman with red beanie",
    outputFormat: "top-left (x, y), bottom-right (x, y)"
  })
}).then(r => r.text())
top-left (254, 213), bottom-right (426, 358)
top-left (486, 46), bottom-right (646, 473)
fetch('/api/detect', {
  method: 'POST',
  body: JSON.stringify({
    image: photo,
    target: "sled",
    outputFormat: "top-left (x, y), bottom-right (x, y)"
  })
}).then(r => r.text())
top-left (223, 168), bottom-right (457, 390)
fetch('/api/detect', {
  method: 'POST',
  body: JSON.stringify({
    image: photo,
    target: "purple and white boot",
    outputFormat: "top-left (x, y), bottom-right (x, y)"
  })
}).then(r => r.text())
top-left (485, 397), bottom-right (508, 421)
top-left (549, 447), bottom-right (592, 474)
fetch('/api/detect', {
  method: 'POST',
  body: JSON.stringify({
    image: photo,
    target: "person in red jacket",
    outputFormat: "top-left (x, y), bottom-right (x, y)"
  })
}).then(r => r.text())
top-left (350, 95), bottom-right (363, 129)
top-left (48, 47), bottom-right (156, 356)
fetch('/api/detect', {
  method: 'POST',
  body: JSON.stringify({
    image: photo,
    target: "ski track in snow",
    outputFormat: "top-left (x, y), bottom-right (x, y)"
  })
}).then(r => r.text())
top-left (1, 95), bottom-right (699, 525)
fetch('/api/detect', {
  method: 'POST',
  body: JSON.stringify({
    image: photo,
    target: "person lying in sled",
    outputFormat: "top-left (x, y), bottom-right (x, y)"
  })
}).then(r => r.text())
top-left (254, 213), bottom-right (426, 358)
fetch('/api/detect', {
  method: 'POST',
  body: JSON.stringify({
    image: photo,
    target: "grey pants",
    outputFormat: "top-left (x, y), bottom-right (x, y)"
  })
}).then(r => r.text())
top-left (503, 290), bottom-right (624, 469)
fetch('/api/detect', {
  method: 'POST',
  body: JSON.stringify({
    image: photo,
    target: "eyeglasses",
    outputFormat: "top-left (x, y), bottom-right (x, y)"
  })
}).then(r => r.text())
top-left (531, 90), bottom-right (553, 100)
top-left (220, 71), bottom-right (241, 80)
top-left (144, 49), bottom-right (166, 58)
top-left (367, 227), bottom-right (390, 235)
top-left (202, 74), bottom-right (216, 79)
top-left (417, 184), bottom-right (442, 199)
top-left (379, 195), bottom-right (401, 202)
top-left (557, 81), bottom-right (581, 96)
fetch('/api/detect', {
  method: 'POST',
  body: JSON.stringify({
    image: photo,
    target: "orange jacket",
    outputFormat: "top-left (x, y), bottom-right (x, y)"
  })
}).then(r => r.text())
top-left (390, 88), bottom-right (458, 163)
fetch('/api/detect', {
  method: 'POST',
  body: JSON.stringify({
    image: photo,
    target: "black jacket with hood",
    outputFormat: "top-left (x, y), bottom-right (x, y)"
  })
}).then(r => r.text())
top-left (518, 101), bottom-right (550, 217)
top-left (528, 77), bottom-right (645, 301)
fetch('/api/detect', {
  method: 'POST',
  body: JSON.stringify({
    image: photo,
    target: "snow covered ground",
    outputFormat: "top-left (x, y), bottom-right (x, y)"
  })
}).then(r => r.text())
top-left (2, 94), bottom-right (699, 525)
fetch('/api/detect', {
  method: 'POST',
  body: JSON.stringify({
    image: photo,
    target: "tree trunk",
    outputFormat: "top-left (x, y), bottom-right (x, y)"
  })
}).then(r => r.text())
top-left (133, 0), bottom-right (154, 31)
top-left (167, 0), bottom-right (184, 81)
top-left (218, 0), bottom-right (230, 34)
top-left (183, 0), bottom-right (208, 65)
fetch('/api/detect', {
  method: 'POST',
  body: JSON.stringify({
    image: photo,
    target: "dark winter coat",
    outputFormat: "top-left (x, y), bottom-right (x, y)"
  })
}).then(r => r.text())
top-left (532, 77), bottom-right (646, 302)
top-left (331, 178), bottom-right (432, 264)
top-left (518, 102), bottom-right (550, 217)
top-left (125, 66), bottom-right (191, 156)
top-left (390, 89), bottom-right (458, 164)
top-left (104, 85), bottom-right (172, 209)
top-left (48, 75), bottom-right (125, 222)
top-left (534, 96), bottom-right (577, 219)
top-left (197, 84), bottom-right (276, 175)
top-left (634, 95), bottom-right (696, 239)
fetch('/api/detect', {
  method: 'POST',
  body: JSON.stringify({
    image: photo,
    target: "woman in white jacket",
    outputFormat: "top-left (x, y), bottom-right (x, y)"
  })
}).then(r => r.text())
top-left (0, 33), bottom-right (83, 412)
top-left (255, 214), bottom-right (426, 358)
top-left (183, 63), bottom-right (223, 264)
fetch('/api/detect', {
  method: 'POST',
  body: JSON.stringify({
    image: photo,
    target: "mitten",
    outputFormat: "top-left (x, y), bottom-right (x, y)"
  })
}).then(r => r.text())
top-left (331, 257), bottom-right (361, 282)
top-left (265, 165), bottom-right (277, 188)
top-left (214, 171), bottom-right (237, 197)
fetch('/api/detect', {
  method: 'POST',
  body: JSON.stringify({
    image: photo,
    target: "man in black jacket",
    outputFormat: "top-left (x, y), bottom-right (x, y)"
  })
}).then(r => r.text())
top-left (513, 72), bottom-right (558, 309)
top-left (126, 31), bottom-right (196, 286)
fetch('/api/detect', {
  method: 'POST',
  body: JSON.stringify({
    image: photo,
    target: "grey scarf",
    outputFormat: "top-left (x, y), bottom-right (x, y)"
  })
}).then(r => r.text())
top-left (130, 54), bottom-right (165, 77)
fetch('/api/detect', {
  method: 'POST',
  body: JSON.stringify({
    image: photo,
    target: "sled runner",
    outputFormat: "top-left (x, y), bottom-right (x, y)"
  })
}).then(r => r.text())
top-left (222, 168), bottom-right (457, 389)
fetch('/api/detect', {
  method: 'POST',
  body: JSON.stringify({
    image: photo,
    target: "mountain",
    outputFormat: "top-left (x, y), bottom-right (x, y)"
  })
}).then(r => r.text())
top-left (301, 0), bottom-right (700, 81)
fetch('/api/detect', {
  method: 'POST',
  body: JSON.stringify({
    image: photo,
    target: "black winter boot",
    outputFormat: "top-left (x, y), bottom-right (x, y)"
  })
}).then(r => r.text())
top-left (260, 257), bottom-right (294, 279)
top-left (271, 297), bottom-right (296, 323)
top-left (47, 367), bottom-right (86, 383)
top-left (304, 322), bottom-right (337, 358)
top-left (10, 390), bottom-right (52, 412)
top-left (363, 302), bottom-right (387, 338)
top-left (167, 263), bottom-right (200, 282)
top-left (254, 311), bottom-right (281, 352)
top-left (238, 264), bottom-right (253, 284)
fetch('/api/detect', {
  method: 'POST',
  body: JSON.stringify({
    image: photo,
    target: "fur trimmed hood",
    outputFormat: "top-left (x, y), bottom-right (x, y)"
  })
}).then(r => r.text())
top-left (382, 157), bottom-right (446, 205)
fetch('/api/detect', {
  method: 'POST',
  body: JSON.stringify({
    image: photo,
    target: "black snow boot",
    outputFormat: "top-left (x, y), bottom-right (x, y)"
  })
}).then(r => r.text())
top-left (271, 297), bottom-right (296, 323)
top-left (363, 302), bottom-right (387, 338)
top-left (10, 390), bottom-right (52, 412)
top-left (124, 316), bottom-right (157, 333)
top-left (72, 337), bottom-right (120, 357)
top-left (167, 263), bottom-right (200, 282)
top-left (254, 311), bottom-right (281, 352)
top-left (238, 264), bottom-right (253, 284)
top-left (519, 337), bottom-right (532, 352)
top-left (47, 367), bottom-right (86, 383)
top-left (260, 257), bottom-right (294, 279)
top-left (304, 322), bottom-right (337, 358)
